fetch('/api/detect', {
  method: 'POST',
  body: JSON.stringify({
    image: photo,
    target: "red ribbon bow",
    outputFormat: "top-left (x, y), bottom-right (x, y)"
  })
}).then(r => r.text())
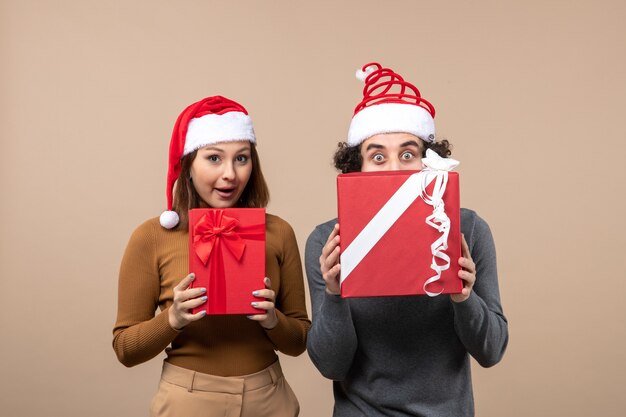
top-left (193, 211), bottom-right (246, 265)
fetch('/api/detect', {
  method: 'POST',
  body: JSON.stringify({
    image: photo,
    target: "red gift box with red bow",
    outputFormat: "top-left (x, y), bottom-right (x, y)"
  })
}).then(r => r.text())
top-left (189, 208), bottom-right (266, 314)
top-left (338, 170), bottom-right (463, 298)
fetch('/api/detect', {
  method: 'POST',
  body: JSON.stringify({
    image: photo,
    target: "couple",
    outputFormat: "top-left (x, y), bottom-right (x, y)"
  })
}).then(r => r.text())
top-left (112, 62), bottom-right (508, 417)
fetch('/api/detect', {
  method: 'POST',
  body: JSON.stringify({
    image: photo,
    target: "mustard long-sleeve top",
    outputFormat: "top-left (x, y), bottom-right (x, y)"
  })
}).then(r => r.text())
top-left (113, 213), bottom-right (311, 376)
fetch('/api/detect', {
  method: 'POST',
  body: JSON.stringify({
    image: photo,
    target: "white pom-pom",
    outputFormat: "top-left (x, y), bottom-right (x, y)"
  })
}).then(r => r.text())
top-left (355, 65), bottom-right (376, 82)
top-left (160, 210), bottom-right (179, 229)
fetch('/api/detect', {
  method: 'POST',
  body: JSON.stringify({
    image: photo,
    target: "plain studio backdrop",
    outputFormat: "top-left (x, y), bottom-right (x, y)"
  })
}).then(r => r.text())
top-left (1, 1), bottom-right (625, 416)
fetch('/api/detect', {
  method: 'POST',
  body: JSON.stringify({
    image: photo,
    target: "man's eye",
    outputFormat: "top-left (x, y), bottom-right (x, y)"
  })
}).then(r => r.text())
top-left (401, 152), bottom-right (414, 160)
top-left (373, 154), bottom-right (384, 162)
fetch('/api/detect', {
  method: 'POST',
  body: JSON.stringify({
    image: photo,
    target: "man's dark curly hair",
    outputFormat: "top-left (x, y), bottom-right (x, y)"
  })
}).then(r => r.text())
top-left (333, 138), bottom-right (453, 173)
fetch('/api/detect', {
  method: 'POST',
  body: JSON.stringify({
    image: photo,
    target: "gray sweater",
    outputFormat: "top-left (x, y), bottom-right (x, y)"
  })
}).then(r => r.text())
top-left (305, 209), bottom-right (508, 417)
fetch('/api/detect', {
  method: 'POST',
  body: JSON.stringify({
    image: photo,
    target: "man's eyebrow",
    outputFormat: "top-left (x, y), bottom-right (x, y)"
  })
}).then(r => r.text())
top-left (365, 143), bottom-right (385, 151)
top-left (400, 140), bottom-right (420, 148)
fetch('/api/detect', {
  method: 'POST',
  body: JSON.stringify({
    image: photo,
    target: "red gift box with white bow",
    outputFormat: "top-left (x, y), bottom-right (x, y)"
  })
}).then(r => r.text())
top-left (338, 168), bottom-right (463, 298)
top-left (189, 208), bottom-right (266, 314)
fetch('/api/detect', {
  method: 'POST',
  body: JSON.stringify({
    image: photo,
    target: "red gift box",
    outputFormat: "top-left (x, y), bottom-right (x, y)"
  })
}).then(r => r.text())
top-left (338, 170), bottom-right (462, 297)
top-left (189, 208), bottom-right (266, 314)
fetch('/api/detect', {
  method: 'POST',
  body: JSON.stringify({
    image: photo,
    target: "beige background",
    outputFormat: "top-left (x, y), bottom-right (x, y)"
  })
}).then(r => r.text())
top-left (1, 1), bottom-right (625, 416)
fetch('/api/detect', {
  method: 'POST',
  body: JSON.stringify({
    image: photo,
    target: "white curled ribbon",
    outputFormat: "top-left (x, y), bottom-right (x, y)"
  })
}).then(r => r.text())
top-left (418, 170), bottom-right (450, 296)
top-left (419, 150), bottom-right (459, 296)
top-left (339, 149), bottom-right (459, 297)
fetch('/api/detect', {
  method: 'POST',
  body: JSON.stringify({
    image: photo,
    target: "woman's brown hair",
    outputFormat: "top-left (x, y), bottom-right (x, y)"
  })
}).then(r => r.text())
top-left (333, 138), bottom-right (453, 174)
top-left (172, 144), bottom-right (270, 229)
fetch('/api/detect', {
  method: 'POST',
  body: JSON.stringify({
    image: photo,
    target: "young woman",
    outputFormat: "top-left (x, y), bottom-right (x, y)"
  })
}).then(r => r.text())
top-left (305, 63), bottom-right (509, 417)
top-left (113, 96), bottom-right (310, 417)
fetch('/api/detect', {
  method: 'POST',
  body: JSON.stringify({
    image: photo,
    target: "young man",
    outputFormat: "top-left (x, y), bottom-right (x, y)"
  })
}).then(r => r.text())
top-left (305, 62), bottom-right (508, 417)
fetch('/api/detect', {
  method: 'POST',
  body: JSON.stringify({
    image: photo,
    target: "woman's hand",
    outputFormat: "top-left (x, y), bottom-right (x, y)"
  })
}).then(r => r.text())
top-left (248, 277), bottom-right (278, 329)
top-left (168, 273), bottom-right (207, 330)
top-left (320, 223), bottom-right (341, 295)
top-left (450, 235), bottom-right (476, 303)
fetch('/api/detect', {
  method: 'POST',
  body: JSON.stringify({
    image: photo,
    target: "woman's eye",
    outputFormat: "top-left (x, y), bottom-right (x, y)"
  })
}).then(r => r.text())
top-left (373, 154), bottom-right (385, 162)
top-left (401, 151), bottom-right (414, 160)
top-left (207, 155), bottom-right (220, 163)
top-left (236, 155), bottom-right (249, 163)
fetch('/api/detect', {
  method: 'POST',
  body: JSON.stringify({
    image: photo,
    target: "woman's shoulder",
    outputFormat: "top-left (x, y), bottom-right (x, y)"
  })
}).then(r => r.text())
top-left (128, 216), bottom-right (182, 242)
top-left (132, 216), bottom-right (165, 233)
top-left (265, 212), bottom-right (291, 229)
top-left (265, 212), bottom-right (296, 237)
top-left (127, 216), bottom-right (159, 237)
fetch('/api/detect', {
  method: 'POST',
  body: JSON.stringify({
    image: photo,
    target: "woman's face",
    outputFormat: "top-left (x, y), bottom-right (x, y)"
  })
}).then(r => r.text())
top-left (190, 140), bottom-right (253, 208)
top-left (360, 132), bottom-right (424, 172)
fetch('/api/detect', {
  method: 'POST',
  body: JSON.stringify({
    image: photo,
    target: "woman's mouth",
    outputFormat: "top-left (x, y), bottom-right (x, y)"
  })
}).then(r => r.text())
top-left (214, 187), bottom-right (237, 199)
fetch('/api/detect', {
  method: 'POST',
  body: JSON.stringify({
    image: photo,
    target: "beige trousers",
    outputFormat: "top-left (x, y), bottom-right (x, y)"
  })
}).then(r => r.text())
top-left (150, 361), bottom-right (299, 417)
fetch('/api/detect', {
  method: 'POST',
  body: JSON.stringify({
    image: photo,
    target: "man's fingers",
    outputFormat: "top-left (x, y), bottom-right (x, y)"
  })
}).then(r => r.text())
top-left (458, 270), bottom-right (475, 284)
top-left (323, 263), bottom-right (341, 285)
top-left (459, 257), bottom-right (476, 273)
top-left (460, 234), bottom-right (471, 259)
top-left (325, 223), bottom-right (340, 245)
top-left (325, 246), bottom-right (341, 270)
top-left (321, 235), bottom-right (340, 261)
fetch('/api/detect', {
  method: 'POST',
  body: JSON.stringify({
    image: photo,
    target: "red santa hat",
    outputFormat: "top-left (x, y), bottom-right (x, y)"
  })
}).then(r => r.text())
top-left (159, 96), bottom-right (256, 229)
top-left (347, 62), bottom-right (436, 146)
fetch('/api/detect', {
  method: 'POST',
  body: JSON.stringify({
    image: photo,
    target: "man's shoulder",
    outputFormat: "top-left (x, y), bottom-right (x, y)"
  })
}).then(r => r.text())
top-left (306, 218), bottom-right (338, 246)
top-left (460, 208), bottom-right (493, 241)
top-left (316, 218), bottom-right (338, 232)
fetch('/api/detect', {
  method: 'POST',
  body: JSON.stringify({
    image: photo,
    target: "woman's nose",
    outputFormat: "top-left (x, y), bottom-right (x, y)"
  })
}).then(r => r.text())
top-left (221, 162), bottom-right (235, 180)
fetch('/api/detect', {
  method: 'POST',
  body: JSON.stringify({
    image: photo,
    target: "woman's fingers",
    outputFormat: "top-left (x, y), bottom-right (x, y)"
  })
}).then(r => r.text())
top-left (169, 273), bottom-right (208, 330)
top-left (179, 295), bottom-right (208, 311)
top-left (251, 300), bottom-right (275, 311)
top-left (174, 273), bottom-right (195, 292)
top-left (176, 287), bottom-right (207, 302)
top-left (252, 288), bottom-right (275, 301)
top-left (247, 313), bottom-right (269, 322)
top-left (251, 278), bottom-right (276, 310)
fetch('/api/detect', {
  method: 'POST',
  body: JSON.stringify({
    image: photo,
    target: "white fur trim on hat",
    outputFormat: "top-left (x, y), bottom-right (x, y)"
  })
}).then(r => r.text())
top-left (184, 111), bottom-right (256, 155)
top-left (347, 102), bottom-right (435, 146)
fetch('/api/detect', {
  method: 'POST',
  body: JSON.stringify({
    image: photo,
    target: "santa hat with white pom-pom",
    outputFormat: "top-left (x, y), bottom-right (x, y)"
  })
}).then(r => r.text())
top-left (159, 96), bottom-right (256, 229)
top-left (348, 62), bottom-right (436, 146)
